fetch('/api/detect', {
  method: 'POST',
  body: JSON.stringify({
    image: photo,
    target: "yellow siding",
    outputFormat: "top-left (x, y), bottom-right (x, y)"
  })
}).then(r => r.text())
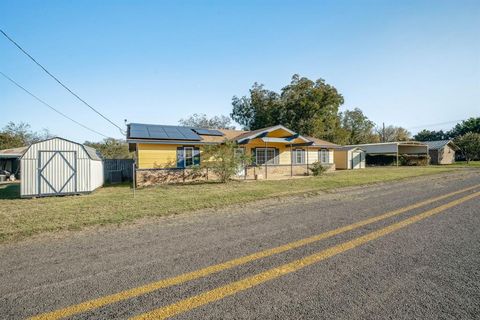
top-left (136, 140), bottom-right (333, 169)
top-left (268, 128), bottom-right (291, 137)
top-left (137, 144), bottom-right (180, 169)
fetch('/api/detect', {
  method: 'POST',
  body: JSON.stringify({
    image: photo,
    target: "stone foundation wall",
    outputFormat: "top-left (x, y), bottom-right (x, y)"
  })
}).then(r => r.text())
top-left (136, 163), bottom-right (336, 187)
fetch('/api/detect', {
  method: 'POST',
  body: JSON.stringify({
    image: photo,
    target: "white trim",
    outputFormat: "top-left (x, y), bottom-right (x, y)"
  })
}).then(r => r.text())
top-left (319, 149), bottom-right (330, 164)
top-left (238, 125), bottom-right (310, 144)
top-left (255, 147), bottom-right (278, 165)
top-left (293, 149), bottom-right (305, 164)
top-left (184, 147), bottom-right (194, 167)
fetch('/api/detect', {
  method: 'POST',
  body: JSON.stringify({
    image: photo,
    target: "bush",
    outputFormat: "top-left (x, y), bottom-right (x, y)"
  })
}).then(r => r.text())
top-left (399, 155), bottom-right (430, 166)
top-left (309, 161), bottom-right (328, 176)
top-left (201, 141), bottom-right (252, 183)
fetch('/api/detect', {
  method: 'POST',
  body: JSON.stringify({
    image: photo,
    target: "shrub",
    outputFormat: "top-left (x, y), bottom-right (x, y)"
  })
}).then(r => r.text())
top-left (201, 141), bottom-right (252, 183)
top-left (309, 161), bottom-right (328, 176)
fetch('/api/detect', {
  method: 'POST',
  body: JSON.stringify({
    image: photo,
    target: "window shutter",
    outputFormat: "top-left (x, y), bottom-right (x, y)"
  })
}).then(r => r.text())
top-left (252, 148), bottom-right (257, 164)
top-left (275, 148), bottom-right (279, 164)
top-left (193, 147), bottom-right (200, 166)
top-left (176, 147), bottom-right (184, 168)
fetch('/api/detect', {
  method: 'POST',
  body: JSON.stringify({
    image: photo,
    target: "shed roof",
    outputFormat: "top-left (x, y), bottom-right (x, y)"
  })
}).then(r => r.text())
top-left (337, 146), bottom-right (365, 151)
top-left (20, 137), bottom-right (102, 161)
top-left (422, 140), bottom-right (459, 151)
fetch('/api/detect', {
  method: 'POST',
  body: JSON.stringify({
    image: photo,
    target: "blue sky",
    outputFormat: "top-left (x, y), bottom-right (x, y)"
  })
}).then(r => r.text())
top-left (1, 0), bottom-right (479, 142)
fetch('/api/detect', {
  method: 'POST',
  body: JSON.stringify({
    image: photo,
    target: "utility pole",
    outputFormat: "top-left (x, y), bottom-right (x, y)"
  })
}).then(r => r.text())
top-left (382, 122), bottom-right (385, 142)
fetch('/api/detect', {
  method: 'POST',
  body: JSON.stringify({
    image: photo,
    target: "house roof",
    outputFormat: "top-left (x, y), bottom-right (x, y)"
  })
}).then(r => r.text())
top-left (128, 123), bottom-right (203, 141)
top-left (422, 140), bottom-right (459, 151)
top-left (126, 123), bottom-right (337, 147)
top-left (305, 136), bottom-right (339, 148)
top-left (0, 146), bottom-right (28, 158)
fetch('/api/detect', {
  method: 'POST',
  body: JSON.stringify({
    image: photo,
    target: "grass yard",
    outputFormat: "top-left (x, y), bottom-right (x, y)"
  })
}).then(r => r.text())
top-left (0, 166), bottom-right (461, 243)
top-left (446, 161), bottom-right (480, 168)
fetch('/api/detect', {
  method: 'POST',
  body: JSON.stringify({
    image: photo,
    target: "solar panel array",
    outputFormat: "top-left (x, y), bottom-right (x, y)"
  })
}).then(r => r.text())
top-left (193, 128), bottom-right (225, 136)
top-left (129, 123), bottom-right (202, 141)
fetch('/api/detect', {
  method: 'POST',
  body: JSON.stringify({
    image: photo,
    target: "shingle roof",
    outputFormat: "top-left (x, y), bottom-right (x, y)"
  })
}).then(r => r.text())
top-left (422, 140), bottom-right (457, 150)
top-left (305, 136), bottom-right (339, 148)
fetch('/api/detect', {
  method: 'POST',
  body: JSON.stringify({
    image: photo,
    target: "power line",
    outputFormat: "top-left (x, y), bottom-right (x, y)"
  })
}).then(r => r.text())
top-left (0, 29), bottom-right (125, 134)
top-left (0, 71), bottom-right (111, 139)
top-left (407, 119), bottom-right (465, 130)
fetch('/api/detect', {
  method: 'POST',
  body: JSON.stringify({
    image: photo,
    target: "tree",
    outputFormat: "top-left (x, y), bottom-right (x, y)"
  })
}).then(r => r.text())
top-left (448, 117), bottom-right (480, 138)
top-left (340, 108), bottom-right (378, 144)
top-left (413, 129), bottom-right (449, 141)
top-left (0, 122), bottom-right (52, 149)
top-left (84, 138), bottom-right (132, 159)
top-left (179, 113), bottom-right (235, 130)
top-left (454, 132), bottom-right (480, 163)
top-left (200, 141), bottom-right (251, 183)
top-left (376, 125), bottom-right (411, 142)
top-left (231, 75), bottom-right (344, 142)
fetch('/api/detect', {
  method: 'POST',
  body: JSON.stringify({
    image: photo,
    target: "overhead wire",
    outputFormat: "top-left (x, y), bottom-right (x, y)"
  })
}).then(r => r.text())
top-left (0, 71), bottom-right (111, 139)
top-left (0, 29), bottom-right (125, 135)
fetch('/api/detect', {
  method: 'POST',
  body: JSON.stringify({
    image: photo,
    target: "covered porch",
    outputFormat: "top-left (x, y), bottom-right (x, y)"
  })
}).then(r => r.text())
top-left (237, 130), bottom-right (336, 179)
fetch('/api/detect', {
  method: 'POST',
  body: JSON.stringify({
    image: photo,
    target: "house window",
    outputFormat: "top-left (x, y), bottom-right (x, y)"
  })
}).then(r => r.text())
top-left (255, 148), bottom-right (277, 165)
top-left (294, 149), bottom-right (305, 164)
top-left (184, 147), bottom-right (194, 167)
top-left (319, 149), bottom-right (330, 164)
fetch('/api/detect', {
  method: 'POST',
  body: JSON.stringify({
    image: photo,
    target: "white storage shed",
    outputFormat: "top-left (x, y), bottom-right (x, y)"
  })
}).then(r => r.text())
top-left (334, 146), bottom-right (366, 170)
top-left (20, 137), bottom-right (104, 197)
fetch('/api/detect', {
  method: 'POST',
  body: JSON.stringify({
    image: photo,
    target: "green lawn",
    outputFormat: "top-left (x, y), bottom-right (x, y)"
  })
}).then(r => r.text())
top-left (0, 166), bottom-right (461, 243)
top-left (445, 161), bottom-right (480, 168)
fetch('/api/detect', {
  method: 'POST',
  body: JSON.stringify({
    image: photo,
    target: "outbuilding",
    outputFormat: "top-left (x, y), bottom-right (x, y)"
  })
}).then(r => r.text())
top-left (334, 146), bottom-right (366, 169)
top-left (348, 141), bottom-right (429, 166)
top-left (20, 137), bottom-right (104, 197)
top-left (423, 140), bottom-right (459, 165)
top-left (0, 146), bottom-right (27, 180)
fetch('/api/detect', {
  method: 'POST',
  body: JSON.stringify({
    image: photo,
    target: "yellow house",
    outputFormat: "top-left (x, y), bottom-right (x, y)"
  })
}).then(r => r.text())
top-left (127, 123), bottom-right (337, 185)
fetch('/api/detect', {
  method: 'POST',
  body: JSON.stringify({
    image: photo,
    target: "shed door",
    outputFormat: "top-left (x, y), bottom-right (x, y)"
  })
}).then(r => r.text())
top-left (38, 151), bottom-right (77, 195)
top-left (352, 151), bottom-right (362, 169)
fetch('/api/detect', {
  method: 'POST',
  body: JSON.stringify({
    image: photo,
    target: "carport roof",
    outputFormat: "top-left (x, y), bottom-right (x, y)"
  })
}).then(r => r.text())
top-left (0, 146), bottom-right (28, 158)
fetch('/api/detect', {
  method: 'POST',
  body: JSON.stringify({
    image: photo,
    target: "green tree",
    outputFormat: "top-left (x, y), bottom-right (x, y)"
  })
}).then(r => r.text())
top-left (413, 129), bottom-right (449, 141)
top-left (454, 132), bottom-right (480, 163)
top-left (179, 113), bottom-right (235, 129)
top-left (200, 141), bottom-right (251, 183)
top-left (84, 138), bottom-right (132, 159)
top-left (448, 117), bottom-right (480, 138)
top-left (231, 75), bottom-right (344, 141)
top-left (0, 122), bottom-right (52, 149)
top-left (340, 108), bottom-right (378, 144)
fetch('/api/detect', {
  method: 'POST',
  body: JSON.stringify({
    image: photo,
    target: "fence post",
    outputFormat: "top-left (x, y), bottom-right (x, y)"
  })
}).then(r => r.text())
top-left (132, 162), bottom-right (136, 198)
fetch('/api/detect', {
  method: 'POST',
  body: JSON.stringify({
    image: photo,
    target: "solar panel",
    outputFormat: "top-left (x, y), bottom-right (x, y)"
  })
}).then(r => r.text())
top-left (128, 123), bottom-right (202, 141)
top-left (193, 128), bottom-right (225, 136)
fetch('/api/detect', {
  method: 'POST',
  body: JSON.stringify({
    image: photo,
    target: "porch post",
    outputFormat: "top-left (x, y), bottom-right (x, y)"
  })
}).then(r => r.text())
top-left (396, 146), bottom-right (399, 167)
top-left (264, 141), bottom-right (268, 180)
top-left (290, 145), bottom-right (293, 177)
top-left (306, 146), bottom-right (309, 175)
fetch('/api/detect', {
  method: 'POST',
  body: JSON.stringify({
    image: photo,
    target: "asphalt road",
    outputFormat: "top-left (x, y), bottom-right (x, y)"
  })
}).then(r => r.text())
top-left (1, 170), bottom-right (479, 319)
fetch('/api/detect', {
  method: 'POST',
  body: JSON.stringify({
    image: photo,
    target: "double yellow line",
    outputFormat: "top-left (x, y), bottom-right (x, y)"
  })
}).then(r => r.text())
top-left (30, 185), bottom-right (479, 320)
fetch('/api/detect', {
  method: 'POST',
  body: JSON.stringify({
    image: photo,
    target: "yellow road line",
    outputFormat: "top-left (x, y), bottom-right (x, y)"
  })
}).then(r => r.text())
top-left (131, 191), bottom-right (480, 320)
top-left (29, 185), bottom-right (479, 320)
